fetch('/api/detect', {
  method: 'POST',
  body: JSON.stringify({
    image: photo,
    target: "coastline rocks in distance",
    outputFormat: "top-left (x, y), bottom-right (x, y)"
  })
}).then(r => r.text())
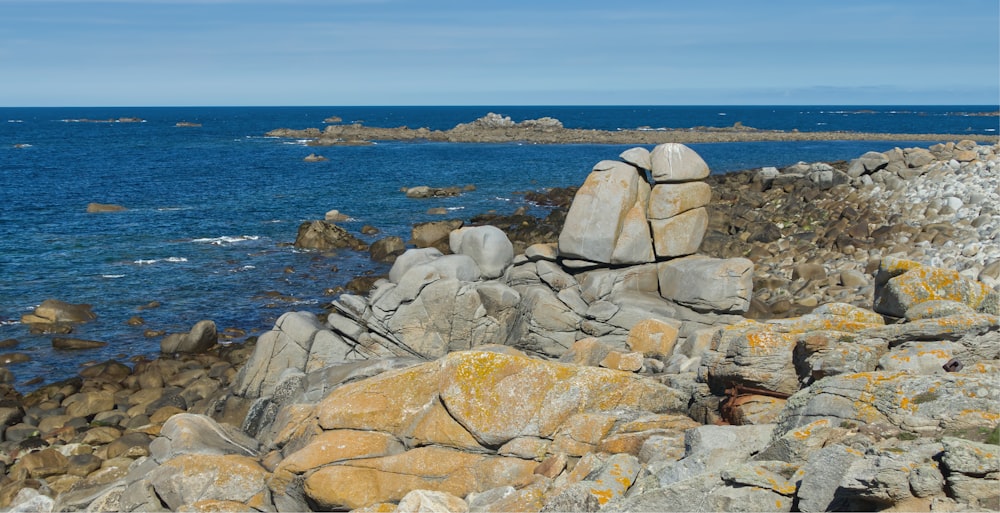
top-left (21, 299), bottom-right (97, 325)
top-left (160, 319), bottom-right (218, 353)
top-left (86, 202), bottom-right (127, 213)
top-left (294, 220), bottom-right (368, 251)
top-left (404, 185), bottom-right (474, 199)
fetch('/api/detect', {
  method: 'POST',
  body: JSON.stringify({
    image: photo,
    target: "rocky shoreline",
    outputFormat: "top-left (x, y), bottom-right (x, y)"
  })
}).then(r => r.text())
top-left (0, 141), bottom-right (998, 512)
top-left (266, 111), bottom-right (1000, 146)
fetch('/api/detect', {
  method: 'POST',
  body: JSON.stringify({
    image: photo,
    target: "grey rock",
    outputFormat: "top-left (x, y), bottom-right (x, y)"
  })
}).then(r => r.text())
top-left (159, 319), bottom-right (217, 354)
top-left (449, 225), bottom-right (514, 279)
top-left (796, 444), bottom-right (864, 512)
top-left (388, 247), bottom-right (444, 283)
top-left (231, 311), bottom-right (324, 399)
top-left (658, 256), bottom-right (753, 313)
top-left (619, 146), bottom-right (652, 170)
top-left (649, 143), bottom-right (711, 183)
top-left (149, 413), bottom-right (259, 462)
top-left (558, 160), bottom-right (650, 264)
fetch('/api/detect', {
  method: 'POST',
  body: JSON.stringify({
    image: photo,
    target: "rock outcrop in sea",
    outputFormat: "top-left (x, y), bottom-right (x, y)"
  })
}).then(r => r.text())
top-left (1, 143), bottom-right (998, 512)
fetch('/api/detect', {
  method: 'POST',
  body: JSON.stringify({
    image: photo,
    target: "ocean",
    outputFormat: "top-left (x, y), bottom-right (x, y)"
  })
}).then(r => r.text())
top-left (1, 105), bottom-right (997, 388)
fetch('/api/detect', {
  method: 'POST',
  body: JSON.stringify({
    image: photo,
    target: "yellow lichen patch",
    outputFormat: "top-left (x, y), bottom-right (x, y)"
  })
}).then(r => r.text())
top-left (743, 330), bottom-right (795, 356)
top-left (316, 361), bottom-right (442, 434)
top-left (881, 257), bottom-right (924, 276)
top-left (892, 267), bottom-right (992, 310)
top-left (589, 487), bottom-right (614, 505)
top-left (276, 429), bottom-right (405, 475)
top-left (792, 419), bottom-right (830, 440)
top-left (957, 409), bottom-right (1000, 423)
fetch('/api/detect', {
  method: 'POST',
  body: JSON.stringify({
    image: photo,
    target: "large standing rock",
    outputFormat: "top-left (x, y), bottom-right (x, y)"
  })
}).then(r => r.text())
top-left (649, 143), bottom-right (710, 183)
top-left (658, 256), bottom-right (754, 313)
top-left (558, 160), bottom-right (651, 264)
top-left (20, 299), bottom-right (96, 324)
top-left (450, 225), bottom-right (514, 279)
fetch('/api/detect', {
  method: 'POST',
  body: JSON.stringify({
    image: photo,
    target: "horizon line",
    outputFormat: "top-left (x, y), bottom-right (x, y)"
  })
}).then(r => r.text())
top-left (3, 103), bottom-right (999, 109)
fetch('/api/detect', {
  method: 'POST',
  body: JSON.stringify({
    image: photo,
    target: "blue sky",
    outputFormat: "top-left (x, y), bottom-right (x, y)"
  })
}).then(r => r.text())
top-left (2, 0), bottom-right (998, 106)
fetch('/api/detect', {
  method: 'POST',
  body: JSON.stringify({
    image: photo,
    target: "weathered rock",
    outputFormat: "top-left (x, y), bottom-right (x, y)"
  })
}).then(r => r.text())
top-left (303, 447), bottom-right (536, 510)
top-left (315, 350), bottom-right (687, 450)
top-left (147, 454), bottom-right (270, 511)
top-left (369, 236), bottom-right (406, 263)
top-left (388, 247), bottom-right (444, 284)
top-left (411, 219), bottom-right (463, 249)
top-left (649, 143), bottom-right (711, 183)
top-left (21, 299), bottom-right (96, 325)
top-left (647, 182), bottom-right (712, 219)
top-left (449, 225), bottom-right (514, 279)
top-left (649, 207), bottom-right (708, 258)
top-left (625, 318), bottom-right (679, 358)
top-left (874, 262), bottom-right (992, 318)
top-left (160, 320), bottom-right (218, 353)
top-left (558, 160), bottom-right (650, 264)
top-left (396, 489), bottom-right (469, 513)
top-left (150, 413), bottom-right (260, 461)
top-left (658, 256), bottom-right (753, 313)
top-left (233, 312), bottom-right (350, 399)
top-left (774, 369), bottom-right (1000, 439)
top-left (294, 220), bottom-right (367, 251)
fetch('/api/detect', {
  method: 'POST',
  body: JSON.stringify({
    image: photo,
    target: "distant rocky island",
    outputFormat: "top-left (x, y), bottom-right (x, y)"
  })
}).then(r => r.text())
top-left (266, 112), bottom-right (999, 146)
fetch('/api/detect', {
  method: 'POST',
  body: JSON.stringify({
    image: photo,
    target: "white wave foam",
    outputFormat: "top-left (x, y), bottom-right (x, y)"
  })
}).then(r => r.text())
top-left (102, 274), bottom-right (126, 279)
top-left (493, 196), bottom-right (512, 202)
top-left (134, 257), bottom-right (187, 265)
top-left (446, 206), bottom-right (465, 211)
top-left (157, 206), bottom-right (190, 211)
top-left (7, 120), bottom-right (23, 123)
top-left (0, 319), bottom-right (20, 326)
top-left (192, 235), bottom-right (260, 245)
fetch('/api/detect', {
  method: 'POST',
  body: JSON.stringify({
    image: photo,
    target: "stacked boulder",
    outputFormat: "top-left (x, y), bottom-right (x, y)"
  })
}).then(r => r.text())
top-left (559, 143), bottom-right (712, 265)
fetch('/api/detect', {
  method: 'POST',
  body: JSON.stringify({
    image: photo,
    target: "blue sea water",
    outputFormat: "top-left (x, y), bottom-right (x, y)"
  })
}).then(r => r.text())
top-left (1, 105), bottom-right (997, 388)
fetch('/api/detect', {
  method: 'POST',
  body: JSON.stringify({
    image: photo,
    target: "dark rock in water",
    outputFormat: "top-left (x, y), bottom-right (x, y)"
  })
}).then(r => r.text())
top-left (294, 220), bottom-right (368, 251)
top-left (369, 236), bottom-right (406, 263)
top-left (0, 353), bottom-right (31, 365)
top-left (21, 299), bottom-right (96, 325)
top-left (303, 153), bottom-right (327, 162)
top-left (404, 185), bottom-right (464, 198)
top-left (160, 320), bottom-right (218, 354)
top-left (78, 360), bottom-right (132, 382)
top-left (345, 275), bottom-right (384, 295)
top-left (0, 339), bottom-right (18, 349)
top-left (51, 338), bottom-right (107, 350)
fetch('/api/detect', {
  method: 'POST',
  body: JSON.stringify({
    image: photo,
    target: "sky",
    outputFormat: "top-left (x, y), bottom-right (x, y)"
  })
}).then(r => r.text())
top-left (1, 0), bottom-right (998, 106)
